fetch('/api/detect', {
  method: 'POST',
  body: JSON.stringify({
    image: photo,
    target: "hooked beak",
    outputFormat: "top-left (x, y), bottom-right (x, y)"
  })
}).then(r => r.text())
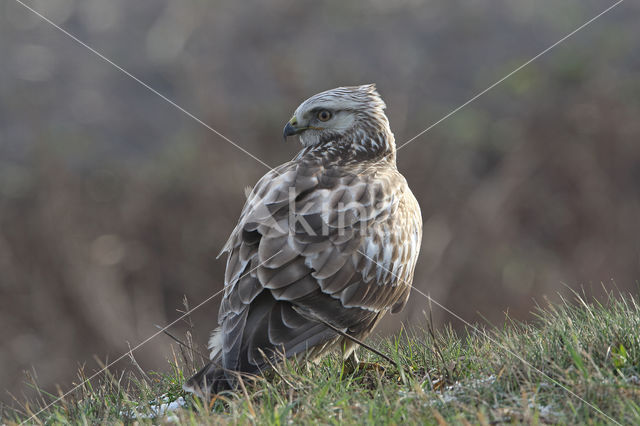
top-left (283, 117), bottom-right (303, 141)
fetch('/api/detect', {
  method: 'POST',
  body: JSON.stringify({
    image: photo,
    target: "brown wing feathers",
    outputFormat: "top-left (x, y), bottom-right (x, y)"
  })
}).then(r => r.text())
top-left (185, 163), bottom-right (418, 395)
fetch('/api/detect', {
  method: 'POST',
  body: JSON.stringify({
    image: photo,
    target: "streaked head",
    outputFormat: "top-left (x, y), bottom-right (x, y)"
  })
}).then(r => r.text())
top-left (283, 84), bottom-right (391, 147)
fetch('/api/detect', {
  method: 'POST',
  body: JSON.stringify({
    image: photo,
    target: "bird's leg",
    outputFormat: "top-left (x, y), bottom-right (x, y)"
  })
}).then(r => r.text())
top-left (342, 349), bottom-right (385, 376)
top-left (342, 350), bottom-right (359, 375)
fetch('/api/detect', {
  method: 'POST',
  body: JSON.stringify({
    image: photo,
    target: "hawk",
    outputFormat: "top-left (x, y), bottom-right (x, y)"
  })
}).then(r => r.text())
top-left (184, 84), bottom-right (422, 395)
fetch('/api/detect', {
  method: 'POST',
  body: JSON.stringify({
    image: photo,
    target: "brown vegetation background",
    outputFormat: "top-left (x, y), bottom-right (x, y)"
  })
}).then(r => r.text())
top-left (1, 0), bottom-right (639, 405)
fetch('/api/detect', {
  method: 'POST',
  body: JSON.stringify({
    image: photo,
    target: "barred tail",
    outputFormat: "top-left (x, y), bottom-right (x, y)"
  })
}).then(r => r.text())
top-left (182, 362), bottom-right (233, 397)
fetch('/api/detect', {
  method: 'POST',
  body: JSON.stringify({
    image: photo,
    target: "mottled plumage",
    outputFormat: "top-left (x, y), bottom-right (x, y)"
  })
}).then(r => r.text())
top-left (184, 84), bottom-right (422, 395)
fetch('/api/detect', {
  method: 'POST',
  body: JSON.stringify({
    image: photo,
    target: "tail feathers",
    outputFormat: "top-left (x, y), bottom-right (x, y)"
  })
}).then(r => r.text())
top-left (182, 362), bottom-right (233, 397)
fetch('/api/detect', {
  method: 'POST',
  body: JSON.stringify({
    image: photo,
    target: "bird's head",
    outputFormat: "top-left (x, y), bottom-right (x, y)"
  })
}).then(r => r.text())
top-left (283, 84), bottom-right (392, 150)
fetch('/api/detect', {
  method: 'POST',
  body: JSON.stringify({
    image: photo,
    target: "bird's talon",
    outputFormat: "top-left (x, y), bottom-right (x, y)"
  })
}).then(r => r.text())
top-left (357, 361), bottom-right (386, 373)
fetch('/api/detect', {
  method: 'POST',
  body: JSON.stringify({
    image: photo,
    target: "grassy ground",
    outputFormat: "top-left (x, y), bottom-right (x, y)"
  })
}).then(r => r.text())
top-left (3, 291), bottom-right (639, 425)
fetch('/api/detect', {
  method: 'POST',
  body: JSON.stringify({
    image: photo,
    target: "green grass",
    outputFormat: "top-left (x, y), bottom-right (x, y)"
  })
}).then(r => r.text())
top-left (3, 291), bottom-right (640, 425)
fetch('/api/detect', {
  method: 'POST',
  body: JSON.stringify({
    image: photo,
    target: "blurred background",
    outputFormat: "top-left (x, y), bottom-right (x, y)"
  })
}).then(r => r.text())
top-left (1, 0), bottom-right (639, 406)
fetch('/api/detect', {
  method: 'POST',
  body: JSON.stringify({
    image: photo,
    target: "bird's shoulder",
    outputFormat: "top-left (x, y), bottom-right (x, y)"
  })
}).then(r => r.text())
top-left (224, 154), bottom-right (396, 252)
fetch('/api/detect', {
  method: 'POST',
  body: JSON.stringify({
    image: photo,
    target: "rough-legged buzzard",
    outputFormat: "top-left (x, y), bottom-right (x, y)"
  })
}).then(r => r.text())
top-left (184, 84), bottom-right (422, 395)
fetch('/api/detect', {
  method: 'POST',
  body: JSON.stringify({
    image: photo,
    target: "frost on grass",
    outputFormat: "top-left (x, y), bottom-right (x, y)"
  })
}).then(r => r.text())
top-left (120, 394), bottom-right (186, 420)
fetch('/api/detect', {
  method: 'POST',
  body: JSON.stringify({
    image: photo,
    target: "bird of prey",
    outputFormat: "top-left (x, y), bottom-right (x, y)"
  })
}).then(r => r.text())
top-left (184, 84), bottom-right (422, 395)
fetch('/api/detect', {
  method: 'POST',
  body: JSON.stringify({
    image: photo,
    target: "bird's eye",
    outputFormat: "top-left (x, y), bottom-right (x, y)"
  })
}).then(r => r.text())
top-left (317, 110), bottom-right (332, 122)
